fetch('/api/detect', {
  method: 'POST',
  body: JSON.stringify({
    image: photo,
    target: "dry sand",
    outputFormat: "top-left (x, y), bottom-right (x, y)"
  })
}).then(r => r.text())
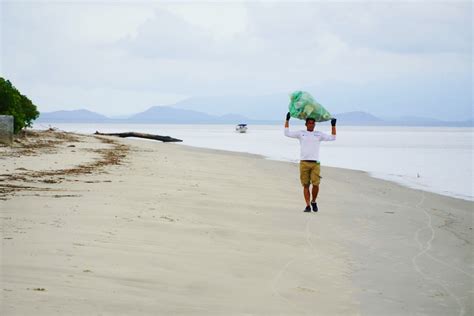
top-left (1, 130), bottom-right (473, 315)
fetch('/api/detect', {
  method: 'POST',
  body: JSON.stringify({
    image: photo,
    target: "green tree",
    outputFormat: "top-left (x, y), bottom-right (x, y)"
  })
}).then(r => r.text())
top-left (0, 77), bottom-right (39, 133)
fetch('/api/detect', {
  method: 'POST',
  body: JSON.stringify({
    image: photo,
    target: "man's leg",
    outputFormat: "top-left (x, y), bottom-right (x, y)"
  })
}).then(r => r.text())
top-left (311, 185), bottom-right (319, 212)
top-left (311, 185), bottom-right (319, 203)
top-left (310, 163), bottom-right (321, 212)
top-left (300, 162), bottom-right (312, 211)
top-left (303, 185), bottom-right (311, 206)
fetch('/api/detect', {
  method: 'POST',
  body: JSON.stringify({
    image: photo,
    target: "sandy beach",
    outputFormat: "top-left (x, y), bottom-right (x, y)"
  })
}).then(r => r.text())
top-left (1, 130), bottom-right (472, 315)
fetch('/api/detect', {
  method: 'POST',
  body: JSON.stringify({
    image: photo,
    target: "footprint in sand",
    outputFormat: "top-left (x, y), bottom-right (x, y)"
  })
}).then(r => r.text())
top-left (297, 286), bottom-right (316, 293)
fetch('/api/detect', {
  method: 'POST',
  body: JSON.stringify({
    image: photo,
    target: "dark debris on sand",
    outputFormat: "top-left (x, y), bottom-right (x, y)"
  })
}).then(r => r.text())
top-left (0, 129), bottom-right (129, 200)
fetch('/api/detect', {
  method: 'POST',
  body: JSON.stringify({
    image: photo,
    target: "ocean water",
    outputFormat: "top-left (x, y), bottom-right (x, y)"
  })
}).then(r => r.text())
top-left (33, 123), bottom-right (473, 201)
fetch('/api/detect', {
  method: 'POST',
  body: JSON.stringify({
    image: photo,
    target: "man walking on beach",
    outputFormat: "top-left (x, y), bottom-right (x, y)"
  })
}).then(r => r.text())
top-left (284, 112), bottom-right (337, 212)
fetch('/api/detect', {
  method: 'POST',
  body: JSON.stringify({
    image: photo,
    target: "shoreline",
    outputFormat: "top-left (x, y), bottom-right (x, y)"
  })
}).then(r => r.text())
top-left (2, 130), bottom-right (472, 315)
top-left (30, 124), bottom-right (474, 202)
top-left (172, 140), bottom-right (474, 203)
top-left (368, 171), bottom-right (474, 203)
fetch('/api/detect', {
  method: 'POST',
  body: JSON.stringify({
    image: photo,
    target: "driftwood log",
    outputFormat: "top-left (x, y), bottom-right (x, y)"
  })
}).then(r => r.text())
top-left (94, 131), bottom-right (182, 143)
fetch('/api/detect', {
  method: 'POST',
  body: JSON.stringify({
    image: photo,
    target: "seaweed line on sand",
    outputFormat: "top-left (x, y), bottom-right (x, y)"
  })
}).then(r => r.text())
top-left (0, 130), bottom-right (129, 200)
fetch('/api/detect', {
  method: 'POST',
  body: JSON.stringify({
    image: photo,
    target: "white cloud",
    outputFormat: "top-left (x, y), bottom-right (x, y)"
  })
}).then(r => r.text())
top-left (164, 2), bottom-right (249, 40)
top-left (0, 0), bottom-right (471, 118)
top-left (319, 1), bottom-right (472, 54)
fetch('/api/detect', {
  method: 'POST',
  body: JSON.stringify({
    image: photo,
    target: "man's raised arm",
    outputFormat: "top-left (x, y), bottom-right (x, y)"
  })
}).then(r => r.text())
top-left (284, 112), bottom-right (299, 138)
top-left (285, 112), bottom-right (290, 128)
top-left (331, 118), bottom-right (337, 136)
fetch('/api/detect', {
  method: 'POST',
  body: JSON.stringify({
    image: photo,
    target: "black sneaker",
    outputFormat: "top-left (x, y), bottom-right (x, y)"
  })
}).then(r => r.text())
top-left (311, 202), bottom-right (318, 212)
top-left (303, 206), bottom-right (311, 212)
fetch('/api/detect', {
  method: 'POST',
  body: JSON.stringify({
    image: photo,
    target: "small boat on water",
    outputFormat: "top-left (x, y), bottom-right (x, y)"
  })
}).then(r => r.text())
top-left (235, 124), bottom-right (248, 133)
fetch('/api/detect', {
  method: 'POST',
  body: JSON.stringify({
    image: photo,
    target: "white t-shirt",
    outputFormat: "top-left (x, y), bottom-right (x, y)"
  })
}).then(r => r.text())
top-left (284, 128), bottom-right (336, 161)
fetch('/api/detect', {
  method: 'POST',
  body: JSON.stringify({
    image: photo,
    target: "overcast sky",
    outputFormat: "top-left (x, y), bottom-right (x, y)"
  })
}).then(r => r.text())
top-left (1, 0), bottom-right (472, 119)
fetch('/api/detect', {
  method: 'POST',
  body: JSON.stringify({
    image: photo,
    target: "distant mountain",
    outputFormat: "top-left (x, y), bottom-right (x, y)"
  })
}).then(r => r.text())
top-left (36, 107), bottom-right (473, 127)
top-left (38, 107), bottom-right (253, 124)
top-left (129, 106), bottom-right (214, 123)
top-left (297, 112), bottom-right (472, 126)
top-left (387, 116), bottom-right (473, 127)
top-left (332, 111), bottom-right (384, 124)
top-left (169, 90), bottom-right (473, 126)
top-left (128, 106), bottom-right (250, 123)
top-left (37, 109), bottom-right (111, 122)
top-left (171, 94), bottom-right (288, 121)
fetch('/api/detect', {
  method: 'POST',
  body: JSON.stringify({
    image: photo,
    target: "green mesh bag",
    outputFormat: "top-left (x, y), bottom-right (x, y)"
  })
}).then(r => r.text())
top-left (288, 91), bottom-right (332, 122)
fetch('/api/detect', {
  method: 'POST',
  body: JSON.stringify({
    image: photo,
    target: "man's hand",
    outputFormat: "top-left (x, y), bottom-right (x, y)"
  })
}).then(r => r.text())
top-left (331, 118), bottom-right (337, 127)
top-left (286, 112), bottom-right (291, 121)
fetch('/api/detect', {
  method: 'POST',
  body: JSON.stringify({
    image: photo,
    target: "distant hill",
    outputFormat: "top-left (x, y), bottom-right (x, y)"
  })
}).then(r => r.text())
top-left (128, 106), bottom-right (214, 123)
top-left (171, 94), bottom-right (288, 121)
top-left (321, 112), bottom-right (473, 126)
top-left (169, 91), bottom-right (473, 125)
top-left (37, 109), bottom-right (111, 123)
top-left (128, 106), bottom-right (250, 123)
top-left (332, 111), bottom-right (384, 124)
top-left (36, 108), bottom-right (473, 127)
top-left (37, 107), bottom-right (252, 124)
top-left (386, 117), bottom-right (473, 127)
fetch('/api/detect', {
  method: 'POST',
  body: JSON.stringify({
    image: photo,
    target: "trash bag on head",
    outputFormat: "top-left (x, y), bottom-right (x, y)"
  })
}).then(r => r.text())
top-left (288, 91), bottom-right (332, 122)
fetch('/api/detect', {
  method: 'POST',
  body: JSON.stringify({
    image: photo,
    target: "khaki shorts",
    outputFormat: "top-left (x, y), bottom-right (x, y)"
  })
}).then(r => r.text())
top-left (300, 161), bottom-right (321, 186)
